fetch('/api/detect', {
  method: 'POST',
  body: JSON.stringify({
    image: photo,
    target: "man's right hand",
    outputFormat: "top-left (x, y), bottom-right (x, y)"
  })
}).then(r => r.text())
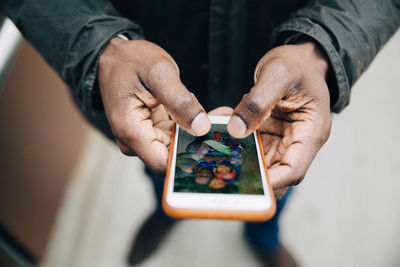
top-left (98, 38), bottom-right (210, 173)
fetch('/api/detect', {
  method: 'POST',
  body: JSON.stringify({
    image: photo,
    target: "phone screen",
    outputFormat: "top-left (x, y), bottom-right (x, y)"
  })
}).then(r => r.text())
top-left (173, 123), bottom-right (264, 195)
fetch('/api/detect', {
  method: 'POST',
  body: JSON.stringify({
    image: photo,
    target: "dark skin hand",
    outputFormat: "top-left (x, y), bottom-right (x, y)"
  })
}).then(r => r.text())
top-left (227, 41), bottom-right (332, 199)
top-left (99, 38), bottom-right (210, 173)
top-left (99, 38), bottom-right (331, 198)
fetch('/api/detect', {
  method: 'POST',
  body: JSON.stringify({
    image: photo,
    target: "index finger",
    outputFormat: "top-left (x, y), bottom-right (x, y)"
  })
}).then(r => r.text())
top-left (139, 58), bottom-right (210, 136)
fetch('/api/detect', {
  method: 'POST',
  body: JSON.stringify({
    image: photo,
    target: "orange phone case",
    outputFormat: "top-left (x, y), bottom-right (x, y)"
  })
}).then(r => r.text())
top-left (162, 124), bottom-right (276, 222)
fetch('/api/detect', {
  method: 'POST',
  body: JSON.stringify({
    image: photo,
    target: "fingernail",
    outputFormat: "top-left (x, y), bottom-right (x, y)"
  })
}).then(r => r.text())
top-left (191, 113), bottom-right (210, 136)
top-left (228, 115), bottom-right (246, 138)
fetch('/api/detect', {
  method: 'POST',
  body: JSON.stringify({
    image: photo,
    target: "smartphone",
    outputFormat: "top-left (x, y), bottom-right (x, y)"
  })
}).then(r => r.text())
top-left (162, 115), bottom-right (276, 221)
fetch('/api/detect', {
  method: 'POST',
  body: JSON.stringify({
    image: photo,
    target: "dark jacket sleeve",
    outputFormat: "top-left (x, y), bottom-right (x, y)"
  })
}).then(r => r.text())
top-left (1, 0), bottom-right (144, 139)
top-left (272, 0), bottom-right (400, 113)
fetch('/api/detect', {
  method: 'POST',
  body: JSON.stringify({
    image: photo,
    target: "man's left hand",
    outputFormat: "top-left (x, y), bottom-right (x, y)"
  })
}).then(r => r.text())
top-left (227, 41), bottom-right (332, 199)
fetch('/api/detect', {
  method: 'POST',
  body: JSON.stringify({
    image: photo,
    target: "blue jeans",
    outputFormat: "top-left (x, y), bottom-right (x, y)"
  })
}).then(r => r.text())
top-left (147, 168), bottom-right (292, 251)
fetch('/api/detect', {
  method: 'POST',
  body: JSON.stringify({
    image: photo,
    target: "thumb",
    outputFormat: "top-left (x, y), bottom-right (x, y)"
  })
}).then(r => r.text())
top-left (228, 58), bottom-right (296, 138)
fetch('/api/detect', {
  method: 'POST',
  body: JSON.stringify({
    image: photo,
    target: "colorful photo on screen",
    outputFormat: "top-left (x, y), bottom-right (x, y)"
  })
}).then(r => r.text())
top-left (173, 124), bottom-right (264, 195)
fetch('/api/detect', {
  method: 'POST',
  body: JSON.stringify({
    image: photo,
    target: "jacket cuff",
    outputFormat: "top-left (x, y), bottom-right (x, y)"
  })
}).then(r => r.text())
top-left (272, 18), bottom-right (350, 113)
top-left (81, 30), bottom-right (143, 116)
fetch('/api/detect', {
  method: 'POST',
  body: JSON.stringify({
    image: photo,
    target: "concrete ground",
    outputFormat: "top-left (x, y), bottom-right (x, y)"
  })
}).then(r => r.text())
top-left (42, 31), bottom-right (400, 267)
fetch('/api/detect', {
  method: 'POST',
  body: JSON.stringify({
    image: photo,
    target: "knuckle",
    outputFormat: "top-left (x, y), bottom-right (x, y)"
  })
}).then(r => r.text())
top-left (243, 94), bottom-right (268, 116)
top-left (290, 175), bottom-right (305, 186)
top-left (274, 188), bottom-right (288, 200)
top-left (118, 144), bottom-right (135, 156)
top-left (148, 58), bottom-right (176, 78)
top-left (265, 57), bottom-right (291, 76)
top-left (148, 165), bottom-right (166, 177)
top-left (171, 92), bottom-right (196, 113)
top-left (286, 166), bottom-right (307, 187)
top-left (116, 139), bottom-right (136, 156)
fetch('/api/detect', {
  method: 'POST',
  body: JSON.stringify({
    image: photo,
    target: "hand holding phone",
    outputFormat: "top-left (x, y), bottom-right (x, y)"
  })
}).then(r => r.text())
top-left (162, 115), bottom-right (276, 221)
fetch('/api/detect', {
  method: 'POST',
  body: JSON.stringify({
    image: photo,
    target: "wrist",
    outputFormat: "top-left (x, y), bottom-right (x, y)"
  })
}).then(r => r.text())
top-left (99, 36), bottom-right (132, 79)
top-left (101, 37), bottom-right (126, 59)
top-left (301, 46), bottom-right (329, 82)
top-left (293, 37), bottom-right (329, 81)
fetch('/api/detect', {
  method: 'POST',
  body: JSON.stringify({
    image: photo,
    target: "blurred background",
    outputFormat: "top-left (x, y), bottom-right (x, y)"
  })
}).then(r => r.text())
top-left (0, 16), bottom-right (399, 267)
